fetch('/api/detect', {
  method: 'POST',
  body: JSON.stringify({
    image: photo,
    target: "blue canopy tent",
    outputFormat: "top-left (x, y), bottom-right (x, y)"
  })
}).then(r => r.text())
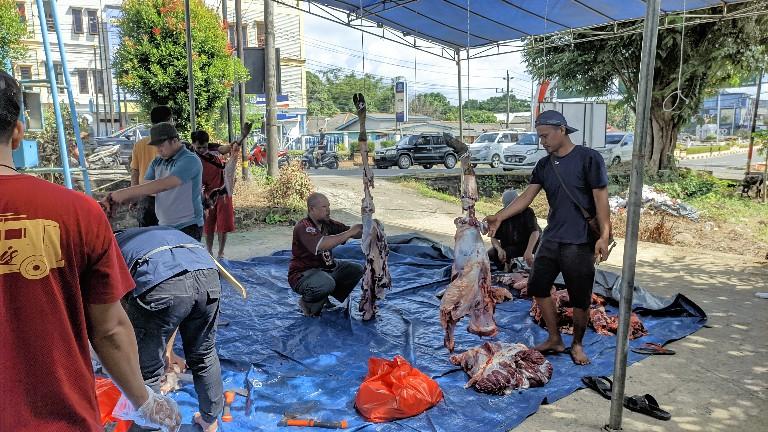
top-left (273, 1), bottom-right (765, 429)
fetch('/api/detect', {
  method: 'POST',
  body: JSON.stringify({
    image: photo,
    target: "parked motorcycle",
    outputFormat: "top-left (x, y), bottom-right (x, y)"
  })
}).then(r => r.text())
top-left (300, 146), bottom-right (339, 170)
top-left (248, 144), bottom-right (290, 168)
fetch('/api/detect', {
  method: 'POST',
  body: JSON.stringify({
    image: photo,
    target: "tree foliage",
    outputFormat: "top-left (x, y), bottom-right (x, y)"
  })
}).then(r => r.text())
top-left (463, 94), bottom-right (530, 113)
top-left (307, 69), bottom-right (394, 114)
top-left (113, 0), bottom-right (248, 136)
top-left (0, 0), bottom-right (28, 70)
top-left (523, 3), bottom-right (768, 173)
top-left (409, 92), bottom-right (452, 118)
top-left (444, 108), bottom-right (498, 123)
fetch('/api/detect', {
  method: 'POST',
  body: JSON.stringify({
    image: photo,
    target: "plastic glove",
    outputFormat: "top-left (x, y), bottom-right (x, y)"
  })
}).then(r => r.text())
top-left (113, 385), bottom-right (181, 432)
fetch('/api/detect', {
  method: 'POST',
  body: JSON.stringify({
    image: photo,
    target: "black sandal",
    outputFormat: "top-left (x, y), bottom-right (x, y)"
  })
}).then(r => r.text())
top-left (581, 376), bottom-right (613, 400)
top-left (631, 342), bottom-right (676, 355)
top-left (623, 394), bottom-right (671, 421)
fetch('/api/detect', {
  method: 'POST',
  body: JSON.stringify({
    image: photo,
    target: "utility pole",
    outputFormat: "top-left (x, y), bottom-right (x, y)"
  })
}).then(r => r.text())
top-left (222, 0), bottom-right (234, 142)
top-left (456, 49), bottom-right (463, 143)
top-left (99, 13), bottom-right (115, 134)
top-left (92, 46), bottom-right (100, 136)
top-left (746, 68), bottom-right (763, 174)
top-left (264, 0), bottom-right (279, 177)
top-left (184, 0), bottom-right (196, 132)
top-left (505, 70), bottom-right (511, 129)
top-left (235, 0), bottom-right (248, 178)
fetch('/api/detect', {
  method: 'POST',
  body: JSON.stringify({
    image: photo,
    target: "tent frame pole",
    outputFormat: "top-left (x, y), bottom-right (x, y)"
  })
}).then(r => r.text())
top-left (606, 0), bottom-right (661, 429)
top-left (456, 49), bottom-right (463, 143)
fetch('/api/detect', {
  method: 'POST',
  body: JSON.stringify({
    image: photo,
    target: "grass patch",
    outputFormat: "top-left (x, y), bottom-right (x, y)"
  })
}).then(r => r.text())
top-left (685, 144), bottom-right (735, 155)
top-left (689, 192), bottom-right (768, 242)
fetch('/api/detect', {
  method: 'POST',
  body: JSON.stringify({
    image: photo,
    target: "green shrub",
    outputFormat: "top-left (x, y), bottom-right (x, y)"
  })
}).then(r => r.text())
top-left (349, 141), bottom-right (375, 153)
top-left (652, 169), bottom-right (729, 199)
top-left (379, 140), bottom-right (396, 148)
top-left (266, 161), bottom-right (314, 208)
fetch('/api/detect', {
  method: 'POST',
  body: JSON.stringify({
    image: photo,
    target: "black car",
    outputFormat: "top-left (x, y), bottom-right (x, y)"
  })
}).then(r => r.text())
top-left (89, 124), bottom-right (150, 165)
top-left (373, 133), bottom-right (459, 169)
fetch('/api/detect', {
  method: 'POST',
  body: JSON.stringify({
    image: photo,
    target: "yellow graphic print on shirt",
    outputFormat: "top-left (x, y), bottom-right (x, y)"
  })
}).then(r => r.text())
top-left (0, 214), bottom-right (65, 280)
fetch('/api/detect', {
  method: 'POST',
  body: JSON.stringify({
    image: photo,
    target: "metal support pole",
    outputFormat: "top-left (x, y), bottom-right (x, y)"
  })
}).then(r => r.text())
top-left (34, 0), bottom-right (73, 189)
top-left (264, 0), bottom-right (279, 177)
top-left (222, 0), bottom-right (233, 143)
top-left (48, 0), bottom-right (92, 194)
top-left (506, 70), bottom-right (511, 129)
top-left (606, 0), bottom-right (661, 430)
top-left (746, 68), bottom-right (763, 174)
top-left (184, 0), bottom-right (196, 132)
top-left (116, 84), bottom-right (123, 128)
top-left (456, 49), bottom-right (463, 143)
top-left (715, 91), bottom-right (721, 147)
top-left (235, 0), bottom-right (248, 178)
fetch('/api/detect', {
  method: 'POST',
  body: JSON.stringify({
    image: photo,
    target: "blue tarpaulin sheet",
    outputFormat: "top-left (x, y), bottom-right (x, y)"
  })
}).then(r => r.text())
top-left (163, 236), bottom-right (705, 431)
top-left (310, 1), bottom-right (745, 48)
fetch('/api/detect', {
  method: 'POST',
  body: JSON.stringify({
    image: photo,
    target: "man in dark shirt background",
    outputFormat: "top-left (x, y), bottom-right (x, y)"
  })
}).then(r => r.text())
top-left (486, 110), bottom-right (611, 366)
top-left (488, 189), bottom-right (540, 270)
top-left (288, 193), bottom-right (363, 316)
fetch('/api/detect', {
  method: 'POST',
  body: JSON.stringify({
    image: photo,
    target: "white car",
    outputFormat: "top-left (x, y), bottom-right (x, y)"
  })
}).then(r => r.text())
top-left (469, 130), bottom-right (521, 168)
top-left (597, 132), bottom-right (634, 166)
top-left (500, 132), bottom-right (546, 171)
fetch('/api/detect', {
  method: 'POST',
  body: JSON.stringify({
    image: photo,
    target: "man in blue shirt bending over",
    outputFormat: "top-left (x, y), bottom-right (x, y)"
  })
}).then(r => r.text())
top-left (485, 111), bottom-right (612, 366)
top-left (102, 122), bottom-right (204, 241)
top-left (115, 226), bottom-right (222, 432)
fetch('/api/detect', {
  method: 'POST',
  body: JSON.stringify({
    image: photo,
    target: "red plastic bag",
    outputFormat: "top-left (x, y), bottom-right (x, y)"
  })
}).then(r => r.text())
top-left (355, 355), bottom-right (443, 423)
top-left (95, 377), bottom-right (133, 432)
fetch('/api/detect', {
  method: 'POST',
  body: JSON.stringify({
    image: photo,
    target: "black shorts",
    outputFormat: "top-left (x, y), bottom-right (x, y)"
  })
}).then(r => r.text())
top-left (528, 240), bottom-right (595, 309)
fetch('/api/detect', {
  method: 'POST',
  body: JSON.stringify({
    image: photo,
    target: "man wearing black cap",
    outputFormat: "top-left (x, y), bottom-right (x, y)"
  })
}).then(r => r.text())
top-left (101, 122), bottom-right (204, 240)
top-left (485, 110), bottom-right (611, 365)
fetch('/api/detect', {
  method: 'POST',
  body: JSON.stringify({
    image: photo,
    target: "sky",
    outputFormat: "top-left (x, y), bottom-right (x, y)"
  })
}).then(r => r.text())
top-left (302, 10), bottom-right (535, 107)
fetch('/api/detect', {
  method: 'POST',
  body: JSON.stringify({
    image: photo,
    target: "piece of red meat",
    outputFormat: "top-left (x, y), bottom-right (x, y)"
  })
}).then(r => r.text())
top-left (450, 342), bottom-right (553, 395)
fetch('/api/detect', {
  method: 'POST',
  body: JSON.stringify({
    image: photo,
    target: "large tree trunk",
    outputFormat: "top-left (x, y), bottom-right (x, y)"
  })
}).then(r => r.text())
top-left (647, 106), bottom-right (680, 174)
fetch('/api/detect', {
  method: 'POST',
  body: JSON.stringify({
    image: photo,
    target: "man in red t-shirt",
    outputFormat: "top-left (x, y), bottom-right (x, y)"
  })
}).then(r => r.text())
top-left (288, 192), bottom-right (363, 316)
top-left (192, 130), bottom-right (237, 258)
top-left (0, 71), bottom-right (179, 431)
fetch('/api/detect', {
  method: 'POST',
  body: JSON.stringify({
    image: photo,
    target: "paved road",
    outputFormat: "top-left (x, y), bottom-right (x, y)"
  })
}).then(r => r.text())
top-left (679, 152), bottom-right (750, 180)
top-left (306, 153), bottom-right (755, 180)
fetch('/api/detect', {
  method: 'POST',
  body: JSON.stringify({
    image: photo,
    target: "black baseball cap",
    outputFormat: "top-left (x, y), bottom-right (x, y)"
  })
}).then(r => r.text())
top-left (535, 110), bottom-right (578, 134)
top-left (149, 122), bottom-right (179, 145)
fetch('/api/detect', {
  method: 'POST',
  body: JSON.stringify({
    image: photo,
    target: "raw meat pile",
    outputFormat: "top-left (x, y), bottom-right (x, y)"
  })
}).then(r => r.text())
top-left (353, 94), bottom-right (391, 321)
top-left (439, 134), bottom-right (498, 352)
top-left (450, 342), bottom-right (553, 395)
top-left (493, 272), bottom-right (529, 297)
top-left (529, 289), bottom-right (648, 339)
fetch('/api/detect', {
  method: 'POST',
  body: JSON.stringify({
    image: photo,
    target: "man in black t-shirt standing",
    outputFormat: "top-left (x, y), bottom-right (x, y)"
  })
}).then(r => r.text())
top-left (488, 189), bottom-right (540, 270)
top-left (485, 110), bottom-right (611, 366)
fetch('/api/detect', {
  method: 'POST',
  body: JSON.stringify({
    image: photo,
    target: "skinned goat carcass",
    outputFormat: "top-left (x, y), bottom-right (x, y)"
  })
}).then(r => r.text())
top-left (354, 94), bottom-right (391, 320)
top-left (493, 272), bottom-right (530, 297)
top-left (440, 134), bottom-right (498, 352)
top-left (450, 342), bottom-right (553, 395)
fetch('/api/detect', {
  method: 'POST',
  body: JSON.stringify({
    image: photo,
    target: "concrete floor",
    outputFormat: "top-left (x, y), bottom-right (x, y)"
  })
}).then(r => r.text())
top-left (223, 175), bottom-right (767, 432)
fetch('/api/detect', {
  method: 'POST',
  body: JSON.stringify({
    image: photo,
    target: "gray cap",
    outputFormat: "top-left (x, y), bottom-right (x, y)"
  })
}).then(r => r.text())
top-left (149, 122), bottom-right (179, 145)
top-left (502, 189), bottom-right (519, 207)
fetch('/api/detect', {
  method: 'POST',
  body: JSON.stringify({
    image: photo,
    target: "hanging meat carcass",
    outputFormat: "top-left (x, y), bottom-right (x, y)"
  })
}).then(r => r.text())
top-left (450, 342), bottom-right (553, 395)
top-left (353, 94), bottom-right (391, 321)
top-left (439, 134), bottom-right (498, 352)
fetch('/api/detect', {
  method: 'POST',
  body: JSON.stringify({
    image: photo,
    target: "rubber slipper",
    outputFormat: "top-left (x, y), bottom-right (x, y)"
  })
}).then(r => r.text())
top-left (631, 342), bottom-right (675, 355)
top-left (581, 376), bottom-right (613, 400)
top-left (623, 394), bottom-right (671, 421)
top-left (539, 347), bottom-right (568, 356)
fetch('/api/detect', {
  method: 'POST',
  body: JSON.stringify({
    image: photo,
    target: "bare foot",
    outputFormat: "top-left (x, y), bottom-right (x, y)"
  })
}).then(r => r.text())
top-left (570, 343), bottom-right (591, 365)
top-left (194, 412), bottom-right (218, 432)
top-left (534, 337), bottom-right (566, 354)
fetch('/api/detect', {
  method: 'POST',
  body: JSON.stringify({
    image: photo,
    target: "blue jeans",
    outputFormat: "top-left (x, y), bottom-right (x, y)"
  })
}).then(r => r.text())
top-left (123, 268), bottom-right (223, 426)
